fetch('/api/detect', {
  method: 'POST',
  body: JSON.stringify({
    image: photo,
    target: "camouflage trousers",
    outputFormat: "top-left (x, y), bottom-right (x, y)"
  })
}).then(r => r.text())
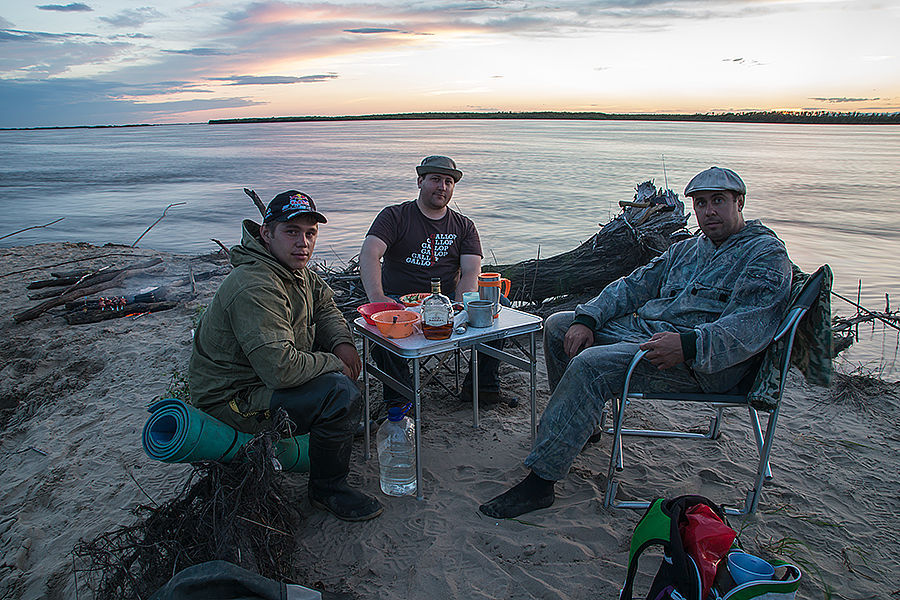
top-left (525, 311), bottom-right (703, 481)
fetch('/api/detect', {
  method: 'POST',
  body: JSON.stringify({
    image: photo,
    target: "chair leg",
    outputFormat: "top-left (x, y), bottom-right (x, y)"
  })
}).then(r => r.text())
top-left (709, 406), bottom-right (725, 439)
top-left (747, 408), bottom-right (781, 514)
top-left (748, 407), bottom-right (773, 480)
top-left (604, 395), bottom-right (627, 507)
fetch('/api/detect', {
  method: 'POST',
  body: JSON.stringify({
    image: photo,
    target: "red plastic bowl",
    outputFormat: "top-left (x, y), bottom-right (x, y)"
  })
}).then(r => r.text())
top-left (358, 301), bottom-right (405, 325)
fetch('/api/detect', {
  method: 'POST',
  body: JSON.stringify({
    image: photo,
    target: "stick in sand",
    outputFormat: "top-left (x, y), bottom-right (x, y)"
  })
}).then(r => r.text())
top-left (832, 290), bottom-right (900, 333)
top-left (132, 203), bottom-right (186, 247)
top-left (243, 189), bottom-right (267, 217)
top-left (0, 217), bottom-right (65, 242)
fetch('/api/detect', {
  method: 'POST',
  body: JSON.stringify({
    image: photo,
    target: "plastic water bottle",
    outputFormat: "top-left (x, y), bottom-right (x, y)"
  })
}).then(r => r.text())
top-left (376, 404), bottom-right (417, 496)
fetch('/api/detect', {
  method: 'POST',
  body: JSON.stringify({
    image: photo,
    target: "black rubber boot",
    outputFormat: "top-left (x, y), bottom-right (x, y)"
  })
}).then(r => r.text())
top-left (308, 439), bottom-right (383, 522)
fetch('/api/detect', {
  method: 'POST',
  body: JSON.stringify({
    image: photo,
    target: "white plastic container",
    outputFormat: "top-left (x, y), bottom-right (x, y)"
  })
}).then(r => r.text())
top-left (376, 405), bottom-right (417, 496)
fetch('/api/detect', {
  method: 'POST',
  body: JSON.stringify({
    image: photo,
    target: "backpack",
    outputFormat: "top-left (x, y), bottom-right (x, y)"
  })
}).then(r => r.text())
top-left (620, 496), bottom-right (802, 600)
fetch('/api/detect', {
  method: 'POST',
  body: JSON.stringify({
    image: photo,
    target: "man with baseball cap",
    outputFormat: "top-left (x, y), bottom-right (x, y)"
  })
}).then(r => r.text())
top-left (190, 190), bottom-right (383, 522)
top-left (479, 166), bottom-right (792, 519)
top-left (359, 155), bottom-right (508, 407)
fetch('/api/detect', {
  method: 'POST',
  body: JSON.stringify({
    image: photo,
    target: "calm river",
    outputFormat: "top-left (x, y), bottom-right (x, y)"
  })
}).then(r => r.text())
top-left (1, 120), bottom-right (898, 376)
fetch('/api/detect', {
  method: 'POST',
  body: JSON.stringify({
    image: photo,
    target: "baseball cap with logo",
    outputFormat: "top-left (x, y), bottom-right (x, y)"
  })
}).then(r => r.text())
top-left (684, 166), bottom-right (746, 197)
top-left (263, 190), bottom-right (327, 224)
top-left (415, 155), bottom-right (463, 182)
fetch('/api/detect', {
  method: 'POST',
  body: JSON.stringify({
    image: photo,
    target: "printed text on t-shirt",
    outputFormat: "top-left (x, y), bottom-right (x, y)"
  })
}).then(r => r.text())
top-left (406, 233), bottom-right (457, 267)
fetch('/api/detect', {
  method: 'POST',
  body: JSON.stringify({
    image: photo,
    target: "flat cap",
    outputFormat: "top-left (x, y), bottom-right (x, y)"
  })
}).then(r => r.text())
top-left (684, 166), bottom-right (746, 196)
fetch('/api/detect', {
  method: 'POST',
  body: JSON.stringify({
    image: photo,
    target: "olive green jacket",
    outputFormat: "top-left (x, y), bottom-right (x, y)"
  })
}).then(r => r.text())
top-left (189, 220), bottom-right (354, 432)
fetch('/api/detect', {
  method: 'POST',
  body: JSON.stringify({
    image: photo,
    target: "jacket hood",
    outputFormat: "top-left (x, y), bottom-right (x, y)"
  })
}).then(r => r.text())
top-left (230, 219), bottom-right (297, 280)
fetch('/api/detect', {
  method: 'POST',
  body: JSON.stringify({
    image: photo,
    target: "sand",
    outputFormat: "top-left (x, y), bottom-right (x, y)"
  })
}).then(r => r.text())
top-left (0, 242), bottom-right (897, 600)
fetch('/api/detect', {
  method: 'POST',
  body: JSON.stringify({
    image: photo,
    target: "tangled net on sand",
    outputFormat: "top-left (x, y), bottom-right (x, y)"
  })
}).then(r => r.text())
top-left (74, 412), bottom-right (304, 600)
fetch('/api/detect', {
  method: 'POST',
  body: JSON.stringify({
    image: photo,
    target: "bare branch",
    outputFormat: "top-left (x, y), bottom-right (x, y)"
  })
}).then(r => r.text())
top-left (132, 203), bottom-right (186, 247)
top-left (0, 217), bottom-right (65, 241)
top-left (243, 188), bottom-right (267, 217)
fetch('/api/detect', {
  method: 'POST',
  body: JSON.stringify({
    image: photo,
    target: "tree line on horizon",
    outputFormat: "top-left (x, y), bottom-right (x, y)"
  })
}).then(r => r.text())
top-left (209, 110), bottom-right (900, 126)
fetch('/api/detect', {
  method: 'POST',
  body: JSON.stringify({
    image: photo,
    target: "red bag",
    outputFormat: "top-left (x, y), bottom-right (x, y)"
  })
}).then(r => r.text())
top-left (679, 504), bottom-right (737, 599)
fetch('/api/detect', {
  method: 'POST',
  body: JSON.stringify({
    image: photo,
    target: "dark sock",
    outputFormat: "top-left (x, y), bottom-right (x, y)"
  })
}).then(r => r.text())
top-left (479, 471), bottom-right (556, 519)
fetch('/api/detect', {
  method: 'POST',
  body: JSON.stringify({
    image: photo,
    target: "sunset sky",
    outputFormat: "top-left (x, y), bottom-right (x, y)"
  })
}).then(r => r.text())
top-left (1, 0), bottom-right (898, 128)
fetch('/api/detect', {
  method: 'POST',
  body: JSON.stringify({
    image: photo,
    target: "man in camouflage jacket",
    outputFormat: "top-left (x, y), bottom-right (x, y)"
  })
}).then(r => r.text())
top-left (480, 167), bottom-right (792, 519)
top-left (190, 190), bottom-right (382, 522)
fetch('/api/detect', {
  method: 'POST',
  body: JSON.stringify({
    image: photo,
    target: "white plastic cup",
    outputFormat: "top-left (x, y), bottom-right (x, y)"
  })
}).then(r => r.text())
top-left (727, 552), bottom-right (775, 586)
top-left (462, 291), bottom-right (480, 310)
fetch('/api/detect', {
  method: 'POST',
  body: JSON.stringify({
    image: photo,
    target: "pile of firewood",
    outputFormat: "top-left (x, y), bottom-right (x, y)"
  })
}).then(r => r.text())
top-left (14, 256), bottom-right (229, 325)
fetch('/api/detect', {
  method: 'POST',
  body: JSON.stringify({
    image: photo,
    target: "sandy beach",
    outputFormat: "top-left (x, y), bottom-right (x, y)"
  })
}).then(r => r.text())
top-left (1, 242), bottom-right (897, 599)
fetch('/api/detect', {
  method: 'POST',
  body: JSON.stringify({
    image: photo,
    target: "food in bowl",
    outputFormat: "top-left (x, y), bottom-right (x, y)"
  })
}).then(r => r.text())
top-left (399, 292), bottom-right (430, 307)
top-left (370, 310), bottom-right (420, 339)
top-left (357, 301), bottom-right (405, 325)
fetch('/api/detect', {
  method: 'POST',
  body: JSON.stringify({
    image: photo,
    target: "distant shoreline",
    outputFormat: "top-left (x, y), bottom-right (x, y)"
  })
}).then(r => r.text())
top-left (208, 111), bottom-right (900, 126)
top-left (3, 110), bottom-right (899, 131)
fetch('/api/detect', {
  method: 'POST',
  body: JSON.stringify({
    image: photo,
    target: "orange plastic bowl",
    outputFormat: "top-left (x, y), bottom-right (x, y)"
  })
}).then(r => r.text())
top-left (370, 310), bottom-right (420, 339)
top-left (358, 301), bottom-right (405, 325)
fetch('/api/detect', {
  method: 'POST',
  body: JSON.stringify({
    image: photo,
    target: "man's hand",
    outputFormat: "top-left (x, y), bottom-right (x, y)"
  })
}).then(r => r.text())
top-left (333, 342), bottom-right (362, 380)
top-left (639, 332), bottom-right (684, 369)
top-left (564, 323), bottom-right (595, 358)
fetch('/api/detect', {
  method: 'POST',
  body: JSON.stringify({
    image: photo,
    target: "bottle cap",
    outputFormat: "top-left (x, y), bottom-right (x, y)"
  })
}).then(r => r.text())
top-left (387, 402), bottom-right (413, 421)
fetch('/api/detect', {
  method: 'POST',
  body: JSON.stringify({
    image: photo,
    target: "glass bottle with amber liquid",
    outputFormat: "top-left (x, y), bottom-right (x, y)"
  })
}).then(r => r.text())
top-left (421, 277), bottom-right (453, 340)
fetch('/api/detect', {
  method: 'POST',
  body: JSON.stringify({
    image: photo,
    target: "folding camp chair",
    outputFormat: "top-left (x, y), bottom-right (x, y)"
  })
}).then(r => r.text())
top-left (603, 266), bottom-right (827, 515)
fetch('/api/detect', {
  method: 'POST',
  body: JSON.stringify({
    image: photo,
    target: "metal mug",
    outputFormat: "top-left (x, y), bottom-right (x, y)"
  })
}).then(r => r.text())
top-left (477, 272), bottom-right (511, 317)
top-left (467, 300), bottom-right (494, 328)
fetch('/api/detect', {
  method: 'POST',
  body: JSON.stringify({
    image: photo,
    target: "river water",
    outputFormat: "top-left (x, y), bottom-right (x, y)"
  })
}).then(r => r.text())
top-left (1, 120), bottom-right (897, 376)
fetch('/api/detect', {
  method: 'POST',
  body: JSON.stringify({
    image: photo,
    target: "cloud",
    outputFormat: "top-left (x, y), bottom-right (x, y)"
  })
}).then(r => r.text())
top-left (99, 7), bottom-right (164, 28)
top-left (0, 78), bottom-right (262, 127)
top-left (36, 3), bottom-right (92, 12)
top-left (344, 28), bottom-right (406, 34)
top-left (723, 57), bottom-right (764, 66)
top-left (0, 28), bottom-right (98, 42)
top-left (163, 47), bottom-right (229, 56)
top-left (207, 74), bottom-right (338, 85)
top-left (810, 97), bottom-right (881, 103)
top-left (0, 28), bottom-right (126, 77)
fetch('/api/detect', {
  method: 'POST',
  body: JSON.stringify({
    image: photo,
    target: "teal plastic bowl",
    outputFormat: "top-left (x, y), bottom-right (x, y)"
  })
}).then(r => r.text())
top-left (728, 552), bottom-right (774, 586)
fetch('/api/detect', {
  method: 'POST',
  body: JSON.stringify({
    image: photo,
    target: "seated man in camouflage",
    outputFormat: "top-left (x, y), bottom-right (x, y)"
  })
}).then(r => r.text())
top-left (190, 190), bottom-right (382, 522)
top-left (479, 167), bottom-right (792, 519)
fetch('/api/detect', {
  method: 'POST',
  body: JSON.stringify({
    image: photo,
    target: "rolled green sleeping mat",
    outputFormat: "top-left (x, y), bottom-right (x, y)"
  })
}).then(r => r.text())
top-left (142, 398), bottom-right (309, 473)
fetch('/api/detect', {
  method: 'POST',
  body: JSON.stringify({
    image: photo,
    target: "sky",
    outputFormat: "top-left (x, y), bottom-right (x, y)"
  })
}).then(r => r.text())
top-left (1, 0), bottom-right (898, 127)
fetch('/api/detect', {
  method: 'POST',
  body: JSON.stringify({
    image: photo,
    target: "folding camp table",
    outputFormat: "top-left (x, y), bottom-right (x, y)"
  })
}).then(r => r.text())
top-left (354, 307), bottom-right (543, 500)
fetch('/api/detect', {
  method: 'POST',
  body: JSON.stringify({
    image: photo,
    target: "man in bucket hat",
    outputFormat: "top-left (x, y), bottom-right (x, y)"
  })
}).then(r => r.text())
top-left (359, 155), bottom-right (508, 407)
top-left (479, 166), bottom-right (792, 519)
top-left (190, 190), bottom-right (383, 522)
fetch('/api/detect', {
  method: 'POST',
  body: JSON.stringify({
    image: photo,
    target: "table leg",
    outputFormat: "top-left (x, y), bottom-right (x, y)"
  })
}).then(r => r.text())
top-left (413, 357), bottom-right (423, 501)
top-left (362, 336), bottom-right (370, 460)
top-left (471, 346), bottom-right (480, 428)
top-left (530, 332), bottom-right (537, 442)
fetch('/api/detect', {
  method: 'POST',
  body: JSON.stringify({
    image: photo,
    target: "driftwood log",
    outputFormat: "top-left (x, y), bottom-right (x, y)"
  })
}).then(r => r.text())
top-left (486, 181), bottom-right (691, 305)
top-left (65, 301), bottom-right (178, 325)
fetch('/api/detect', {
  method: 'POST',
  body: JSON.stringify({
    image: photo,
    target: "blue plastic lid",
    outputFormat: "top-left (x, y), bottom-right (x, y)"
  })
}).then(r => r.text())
top-left (387, 402), bottom-right (413, 421)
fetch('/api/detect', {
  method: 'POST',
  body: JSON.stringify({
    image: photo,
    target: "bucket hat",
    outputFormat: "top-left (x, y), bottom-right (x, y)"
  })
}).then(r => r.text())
top-left (684, 167), bottom-right (746, 196)
top-left (415, 155), bottom-right (463, 182)
top-left (264, 190), bottom-right (327, 224)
